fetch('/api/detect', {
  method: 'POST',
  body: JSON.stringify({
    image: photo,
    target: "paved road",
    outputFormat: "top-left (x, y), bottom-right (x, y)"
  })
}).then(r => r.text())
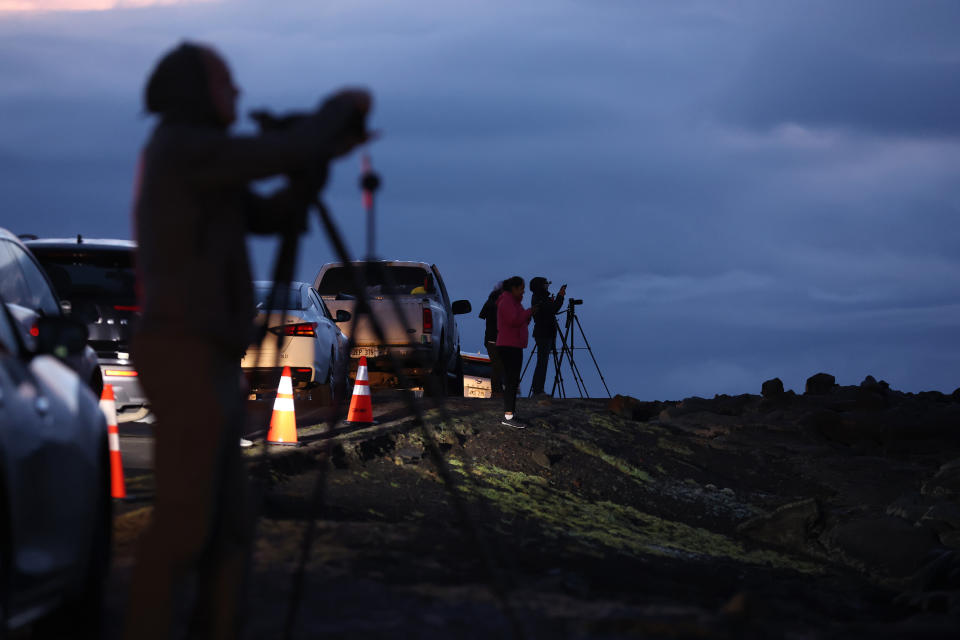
top-left (118, 393), bottom-right (412, 474)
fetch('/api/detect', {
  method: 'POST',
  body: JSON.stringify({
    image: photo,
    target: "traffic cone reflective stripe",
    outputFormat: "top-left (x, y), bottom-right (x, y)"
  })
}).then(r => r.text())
top-left (267, 366), bottom-right (299, 445)
top-left (99, 384), bottom-right (127, 499)
top-left (346, 356), bottom-right (376, 425)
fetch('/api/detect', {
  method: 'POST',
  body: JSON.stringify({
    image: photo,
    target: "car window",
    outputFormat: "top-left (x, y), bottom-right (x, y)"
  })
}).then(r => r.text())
top-left (0, 239), bottom-right (48, 313)
top-left (10, 242), bottom-right (60, 315)
top-left (31, 248), bottom-right (136, 308)
top-left (253, 285), bottom-right (303, 311)
top-left (317, 265), bottom-right (436, 297)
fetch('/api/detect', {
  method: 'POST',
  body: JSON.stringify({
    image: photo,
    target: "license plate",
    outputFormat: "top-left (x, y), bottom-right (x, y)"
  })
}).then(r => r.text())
top-left (351, 347), bottom-right (380, 358)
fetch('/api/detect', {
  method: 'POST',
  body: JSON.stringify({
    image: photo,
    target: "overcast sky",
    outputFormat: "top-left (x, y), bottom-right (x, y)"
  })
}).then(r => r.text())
top-left (1, 0), bottom-right (958, 400)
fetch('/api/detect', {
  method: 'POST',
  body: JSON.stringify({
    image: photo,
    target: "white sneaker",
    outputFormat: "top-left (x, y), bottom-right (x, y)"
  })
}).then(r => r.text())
top-left (239, 438), bottom-right (254, 448)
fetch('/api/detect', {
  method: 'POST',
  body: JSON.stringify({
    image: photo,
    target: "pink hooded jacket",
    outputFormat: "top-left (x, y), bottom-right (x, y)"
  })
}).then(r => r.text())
top-left (495, 290), bottom-right (534, 348)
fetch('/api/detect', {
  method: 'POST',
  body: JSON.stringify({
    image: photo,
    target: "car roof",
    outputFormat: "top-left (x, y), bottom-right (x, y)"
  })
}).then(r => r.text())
top-left (23, 236), bottom-right (137, 250)
top-left (321, 260), bottom-right (431, 269)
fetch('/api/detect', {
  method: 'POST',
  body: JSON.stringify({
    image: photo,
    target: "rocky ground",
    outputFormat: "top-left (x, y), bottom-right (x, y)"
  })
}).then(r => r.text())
top-left (107, 374), bottom-right (960, 638)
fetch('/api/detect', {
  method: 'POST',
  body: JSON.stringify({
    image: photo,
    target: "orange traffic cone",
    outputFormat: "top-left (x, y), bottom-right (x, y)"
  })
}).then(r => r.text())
top-left (267, 366), bottom-right (299, 445)
top-left (100, 384), bottom-right (127, 499)
top-left (345, 356), bottom-right (376, 425)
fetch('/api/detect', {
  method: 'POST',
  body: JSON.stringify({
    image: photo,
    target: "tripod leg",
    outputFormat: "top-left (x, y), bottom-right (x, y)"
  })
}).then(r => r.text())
top-left (574, 315), bottom-right (612, 398)
top-left (520, 344), bottom-right (536, 397)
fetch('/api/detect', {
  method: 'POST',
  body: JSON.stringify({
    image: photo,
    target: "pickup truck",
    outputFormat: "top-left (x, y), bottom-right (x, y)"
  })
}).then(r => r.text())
top-left (313, 260), bottom-right (471, 394)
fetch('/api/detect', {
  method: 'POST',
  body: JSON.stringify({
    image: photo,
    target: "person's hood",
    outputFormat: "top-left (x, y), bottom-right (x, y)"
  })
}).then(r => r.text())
top-left (530, 277), bottom-right (549, 294)
top-left (144, 42), bottom-right (221, 128)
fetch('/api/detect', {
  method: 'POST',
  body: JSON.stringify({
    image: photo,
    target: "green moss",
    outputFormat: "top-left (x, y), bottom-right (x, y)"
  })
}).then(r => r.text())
top-left (561, 436), bottom-right (652, 484)
top-left (588, 413), bottom-right (623, 433)
top-left (452, 461), bottom-right (822, 574)
top-left (657, 437), bottom-right (694, 457)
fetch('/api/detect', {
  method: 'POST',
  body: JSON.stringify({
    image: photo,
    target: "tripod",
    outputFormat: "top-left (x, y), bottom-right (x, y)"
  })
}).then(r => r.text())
top-left (520, 299), bottom-right (611, 399)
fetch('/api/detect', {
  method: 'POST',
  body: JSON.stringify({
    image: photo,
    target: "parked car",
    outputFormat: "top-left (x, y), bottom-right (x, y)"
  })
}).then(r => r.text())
top-left (314, 260), bottom-right (472, 395)
top-left (24, 236), bottom-right (148, 414)
top-left (0, 296), bottom-right (111, 636)
top-left (241, 281), bottom-right (352, 408)
top-left (0, 229), bottom-right (100, 394)
top-left (461, 351), bottom-right (493, 398)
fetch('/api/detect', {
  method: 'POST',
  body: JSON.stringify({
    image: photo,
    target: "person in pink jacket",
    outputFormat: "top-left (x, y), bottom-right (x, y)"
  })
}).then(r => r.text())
top-left (496, 276), bottom-right (537, 428)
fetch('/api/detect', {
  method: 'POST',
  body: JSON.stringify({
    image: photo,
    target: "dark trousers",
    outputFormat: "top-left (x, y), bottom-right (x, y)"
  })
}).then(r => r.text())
top-left (530, 336), bottom-right (555, 395)
top-left (485, 340), bottom-right (505, 395)
top-left (125, 334), bottom-right (253, 640)
top-left (499, 345), bottom-right (523, 414)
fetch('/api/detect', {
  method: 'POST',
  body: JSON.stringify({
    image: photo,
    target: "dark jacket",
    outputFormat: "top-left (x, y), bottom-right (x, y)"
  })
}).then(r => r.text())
top-left (134, 101), bottom-right (353, 356)
top-left (478, 290), bottom-right (500, 343)
top-left (531, 289), bottom-right (564, 341)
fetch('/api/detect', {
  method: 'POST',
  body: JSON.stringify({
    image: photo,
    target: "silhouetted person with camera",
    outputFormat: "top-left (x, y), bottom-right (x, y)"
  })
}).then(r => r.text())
top-left (126, 41), bottom-right (371, 640)
top-left (529, 277), bottom-right (565, 396)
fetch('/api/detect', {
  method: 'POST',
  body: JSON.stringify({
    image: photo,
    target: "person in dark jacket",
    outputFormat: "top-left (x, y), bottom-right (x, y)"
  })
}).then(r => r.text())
top-left (529, 276), bottom-right (566, 396)
top-left (477, 281), bottom-right (505, 396)
top-left (496, 276), bottom-right (536, 428)
top-left (125, 42), bottom-right (371, 640)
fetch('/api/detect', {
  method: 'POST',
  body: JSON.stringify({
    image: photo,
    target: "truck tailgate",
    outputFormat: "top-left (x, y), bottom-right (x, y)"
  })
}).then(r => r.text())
top-left (323, 296), bottom-right (427, 346)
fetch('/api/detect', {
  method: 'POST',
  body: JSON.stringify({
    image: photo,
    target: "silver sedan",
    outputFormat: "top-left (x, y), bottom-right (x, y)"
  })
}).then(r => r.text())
top-left (0, 297), bottom-right (110, 636)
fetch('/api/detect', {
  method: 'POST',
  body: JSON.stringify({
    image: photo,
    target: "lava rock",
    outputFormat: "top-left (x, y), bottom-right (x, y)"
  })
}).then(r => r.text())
top-left (737, 498), bottom-right (819, 550)
top-left (761, 378), bottom-right (784, 398)
top-left (922, 458), bottom-right (960, 497)
top-left (394, 445), bottom-right (424, 464)
top-left (531, 449), bottom-right (552, 469)
top-left (886, 495), bottom-right (931, 523)
top-left (607, 395), bottom-right (665, 421)
top-left (805, 373), bottom-right (837, 395)
top-left (920, 503), bottom-right (960, 534)
top-left (823, 515), bottom-right (939, 577)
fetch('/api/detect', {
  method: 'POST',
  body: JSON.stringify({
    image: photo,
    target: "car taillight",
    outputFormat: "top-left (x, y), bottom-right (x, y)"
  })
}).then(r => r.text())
top-left (114, 305), bottom-right (141, 312)
top-left (269, 322), bottom-right (317, 337)
top-left (422, 308), bottom-right (433, 334)
top-left (29, 323), bottom-right (39, 338)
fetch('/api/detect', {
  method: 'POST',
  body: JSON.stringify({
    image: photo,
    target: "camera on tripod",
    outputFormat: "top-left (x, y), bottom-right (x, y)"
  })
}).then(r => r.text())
top-left (569, 299), bottom-right (583, 306)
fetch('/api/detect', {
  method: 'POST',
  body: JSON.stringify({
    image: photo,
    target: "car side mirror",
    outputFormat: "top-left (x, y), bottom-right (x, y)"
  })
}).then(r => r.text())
top-left (59, 300), bottom-right (72, 315)
top-left (335, 309), bottom-right (352, 323)
top-left (452, 300), bottom-right (472, 315)
top-left (35, 316), bottom-right (88, 358)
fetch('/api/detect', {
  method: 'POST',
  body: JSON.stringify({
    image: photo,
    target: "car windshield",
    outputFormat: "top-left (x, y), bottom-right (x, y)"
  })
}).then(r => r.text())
top-left (254, 285), bottom-right (304, 311)
top-left (317, 265), bottom-right (435, 297)
top-left (33, 248), bottom-right (137, 307)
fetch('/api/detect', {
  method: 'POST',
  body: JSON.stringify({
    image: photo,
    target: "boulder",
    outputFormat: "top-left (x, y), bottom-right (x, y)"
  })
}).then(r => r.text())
top-left (607, 395), bottom-right (665, 422)
top-left (531, 449), bottom-right (552, 469)
top-left (805, 373), bottom-right (837, 395)
top-left (922, 458), bottom-right (960, 497)
top-left (823, 515), bottom-right (939, 577)
top-left (886, 495), bottom-right (931, 523)
top-left (761, 378), bottom-right (784, 398)
top-left (920, 503), bottom-right (960, 534)
top-left (940, 531), bottom-right (960, 549)
top-left (394, 445), bottom-right (424, 464)
top-left (737, 498), bottom-right (819, 550)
